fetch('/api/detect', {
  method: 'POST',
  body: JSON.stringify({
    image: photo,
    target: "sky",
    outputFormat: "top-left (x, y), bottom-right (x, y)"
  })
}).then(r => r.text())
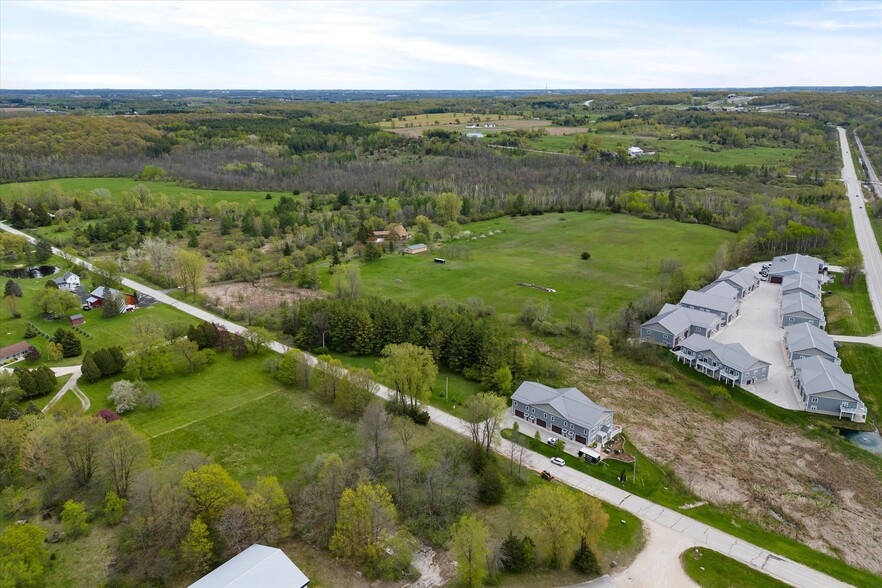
top-left (1, 0), bottom-right (881, 89)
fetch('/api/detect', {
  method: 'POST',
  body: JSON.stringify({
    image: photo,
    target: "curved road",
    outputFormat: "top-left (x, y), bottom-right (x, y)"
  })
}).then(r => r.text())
top-left (0, 223), bottom-right (855, 588)
top-left (838, 127), bottom-right (882, 335)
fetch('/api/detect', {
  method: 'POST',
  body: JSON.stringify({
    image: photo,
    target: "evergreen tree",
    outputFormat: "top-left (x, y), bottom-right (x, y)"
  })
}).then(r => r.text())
top-left (572, 537), bottom-right (601, 575)
top-left (4, 279), bottom-right (22, 297)
top-left (170, 208), bottom-right (188, 231)
top-left (93, 348), bottom-right (120, 376)
top-left (82, 354), bottom-right (102, 383)
top-left (25, 401), bottom-right (40, 415)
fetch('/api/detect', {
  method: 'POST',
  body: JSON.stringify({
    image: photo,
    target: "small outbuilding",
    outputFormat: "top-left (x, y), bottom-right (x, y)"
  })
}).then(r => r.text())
top-left (404, 244), bottom-right (428, 255)
top-left (69, 314), bottom-right (85, 326)
top-left (0, 341), bottom-right (31, 364)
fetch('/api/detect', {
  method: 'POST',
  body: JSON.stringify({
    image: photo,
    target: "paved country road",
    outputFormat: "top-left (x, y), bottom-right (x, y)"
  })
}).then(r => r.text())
top-left (853, 130), bottom-right (882, 201)
top-left (0, 221), bottom-right (855, 588)
top-left (838, 127), bottom-right (882, 335)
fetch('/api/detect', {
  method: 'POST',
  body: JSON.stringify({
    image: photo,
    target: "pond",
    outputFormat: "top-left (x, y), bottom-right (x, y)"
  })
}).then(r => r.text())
top-left (0, 265), bottom-right (60, 279)
top-left (842, 427), bottom-right (882, 457)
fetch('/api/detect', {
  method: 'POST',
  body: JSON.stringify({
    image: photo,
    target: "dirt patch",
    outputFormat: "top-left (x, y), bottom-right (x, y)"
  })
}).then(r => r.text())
top-left (202, 279), bottom-right (324, 314)
top-left (567, 353), bottom-right (882, 576)
top-left (406, 545), bottom-right (456, 588)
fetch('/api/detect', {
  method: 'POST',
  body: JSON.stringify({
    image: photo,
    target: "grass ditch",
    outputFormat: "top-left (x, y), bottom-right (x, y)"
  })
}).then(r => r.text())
top-left (822, 275), bottom-right (879, 336)
top-left (680, 547), bottom-right (791, 588)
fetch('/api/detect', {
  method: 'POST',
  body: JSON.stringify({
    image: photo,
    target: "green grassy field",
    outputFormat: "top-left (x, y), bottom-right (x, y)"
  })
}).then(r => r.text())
top-left (1, 260), bottom-right (199, 367)
top-left (527, 133), bottom-right (804, 168)
top-left (837, 344), bottom-right (882, 426)
top-left (822, 276), bottom-right (879, 336)
top-left (0, 177), bottom-right (290, 212)
top-left (337, 212), bottom-right (733, 320)
top-left (680, 547), bottom-right (791, 588)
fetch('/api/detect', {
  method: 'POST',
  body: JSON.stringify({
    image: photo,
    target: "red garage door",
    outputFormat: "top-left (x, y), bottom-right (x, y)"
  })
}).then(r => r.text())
top-left (514, 410), bottom-right (524, 418)
top-left (551, 425), bottom-right (562, 434)
top-left (575, 435), bottom-right (587, 445)
top-left (537, 419), bottom-right (547, 428)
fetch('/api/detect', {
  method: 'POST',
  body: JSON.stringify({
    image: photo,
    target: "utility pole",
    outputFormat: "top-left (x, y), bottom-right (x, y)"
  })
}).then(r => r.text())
top-left (445, 376), bottom-right (449, 401)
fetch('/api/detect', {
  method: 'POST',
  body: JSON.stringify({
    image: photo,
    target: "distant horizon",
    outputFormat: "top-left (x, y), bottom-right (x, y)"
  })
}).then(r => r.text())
top-left (2, 1), bottom-right (881, 90)
top-left (2, 85), bottom-right (880, 93)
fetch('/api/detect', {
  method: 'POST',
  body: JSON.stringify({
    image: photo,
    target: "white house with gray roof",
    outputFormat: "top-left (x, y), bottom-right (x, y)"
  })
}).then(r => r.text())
top-left (715, 267), bottom-right (761, 298)
top-left (784, 323), bottom-right (839, 364)
top-left (781, 273), bottom-right (822, 299)
top-left (673, 334), bottom-right (770, 387)
top-left (768, 253), bottom-right (825, 284)
top-left (50, 271), bottom-right (80, 292)
top-left (680, 290), bottom-right (741, 324)
top-left (190, 544), bottom-right (309, 588)
top-left (781, 292), bottom-right (826, 329)
top-left (511, 381), bottom-right (619, 445)
top-left (792, 356), bottom-right (866, 422)
top-left (640, 303), bottom-right (722, 348)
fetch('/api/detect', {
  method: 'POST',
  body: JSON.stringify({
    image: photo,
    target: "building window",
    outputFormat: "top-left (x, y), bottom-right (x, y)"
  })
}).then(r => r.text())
top-left (513, 401), bottom-right (518, 407)
top-left (570, 424), bottom-right (574, 430)
top-left (663, 334), bottom-right (669, 340)
top-left (543, 413), bottom-right (547, 418)
top-left (531, 408), bottom-right (534, 413)
top-left (550, 416), bottom-right (554, 422)
top-left (811, 397), bottom-right (818, 404)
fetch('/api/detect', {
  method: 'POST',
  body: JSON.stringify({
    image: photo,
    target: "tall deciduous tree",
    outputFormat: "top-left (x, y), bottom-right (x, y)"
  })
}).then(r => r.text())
top-left (0, 522), bottom-right (48, 587)
top-left (103, 420), bottom-right (149, 497)
top-left (297, 454), bottom-right (347, 548)
top-left (180, 517), bottom-right (213, 575)
top-left (378, 343), bottom-right (437, 413)
top-left (181, 463), bottom-right (247, 523)
top-left (246, 476), bottom-right (292, 545)
top-left (464, 393), bottom-right (508, 457)
top-left (329, 483), bottom-right (397, 563)
top-left (451, 513), bottom-right (490, 588)
top-left (435, 192), bottom-right (463, 223)
top-left (56, 416), bottom-right (105, 487)
top-left (594, 334), bottom-right (612, 376)
top-left (174, 248), bottom-right (207, 301)
top-left (525, 484), bottom-right (580, 568)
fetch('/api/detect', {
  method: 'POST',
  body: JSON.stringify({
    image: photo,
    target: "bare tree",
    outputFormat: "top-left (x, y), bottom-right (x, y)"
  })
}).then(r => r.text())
top-left (103, 420), bottom-right (149, 497)
top-left (358, 401), bottom-right (390, 474)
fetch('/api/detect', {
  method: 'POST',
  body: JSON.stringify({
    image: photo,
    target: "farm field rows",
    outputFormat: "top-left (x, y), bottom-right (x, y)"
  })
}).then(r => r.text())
top-left (335, 212), bottom-right (733, 319)
top-left (0, 177), bottom-right (290, 212)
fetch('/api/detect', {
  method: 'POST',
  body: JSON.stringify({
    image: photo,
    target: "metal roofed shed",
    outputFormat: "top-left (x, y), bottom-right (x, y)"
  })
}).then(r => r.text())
top-left (189, 544), bottom-right (309, 588)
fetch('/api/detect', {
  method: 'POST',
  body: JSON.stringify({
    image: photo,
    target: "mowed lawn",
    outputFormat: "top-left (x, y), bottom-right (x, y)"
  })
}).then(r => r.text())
top-left (837, 344), bottom-right (882, 425)
top-left (680, 548), bottom-right (791, 588)
top-left (822, 276), bottom-right (879, 336)
top-left (77, 353), bottom-right (360, 481)
top-left (347, 212), bottom-right (733, 319)
top-left (0, 177), bottom-right (290, 212)
top-left (1, 259), bottom-right (199, 367)
top-left (529, 133), bottom-right (804, 168)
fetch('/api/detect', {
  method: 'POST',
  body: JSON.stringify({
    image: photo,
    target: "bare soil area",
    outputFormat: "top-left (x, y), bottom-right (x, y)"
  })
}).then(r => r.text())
top-left (567, 353), bottom-right (882, 576)
top-left (202, 279), bottom-right (324, 314)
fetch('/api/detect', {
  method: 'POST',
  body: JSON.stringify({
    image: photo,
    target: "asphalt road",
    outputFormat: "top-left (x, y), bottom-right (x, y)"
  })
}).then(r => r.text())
top-left (853, 130), bottom-right (882, 201)
top-left (0, 221), bottom-right (856, 588)
top-left (837, 127), bottom-right (882, 333)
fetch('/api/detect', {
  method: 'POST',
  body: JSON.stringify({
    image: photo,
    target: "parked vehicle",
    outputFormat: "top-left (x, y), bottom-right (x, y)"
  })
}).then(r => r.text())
top-left (546, 437), bottom-right (559, 446)
top-left (540, 470), bottom-right (556, 481)
top-left (550, 457), bottom-right (566, 466)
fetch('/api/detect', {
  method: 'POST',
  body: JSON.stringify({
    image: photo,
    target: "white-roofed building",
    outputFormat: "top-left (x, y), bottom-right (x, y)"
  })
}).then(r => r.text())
top-left (189, 545), bottom-right (309, 588)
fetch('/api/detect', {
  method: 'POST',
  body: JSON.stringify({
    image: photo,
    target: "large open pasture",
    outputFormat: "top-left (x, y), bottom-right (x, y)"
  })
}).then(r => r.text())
top-left (527, 132), bottom-right (805, 168)
top-left (343, 212), bottom-right (733, 320)
top-left (0, 177), bottom-right (290, 212)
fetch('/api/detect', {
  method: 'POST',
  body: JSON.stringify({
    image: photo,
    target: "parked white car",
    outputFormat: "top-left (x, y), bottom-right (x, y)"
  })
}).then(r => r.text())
top-left (550, 457), bottom-right (566, 466)
top-left (546, 437), bottom-right (560, 446)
